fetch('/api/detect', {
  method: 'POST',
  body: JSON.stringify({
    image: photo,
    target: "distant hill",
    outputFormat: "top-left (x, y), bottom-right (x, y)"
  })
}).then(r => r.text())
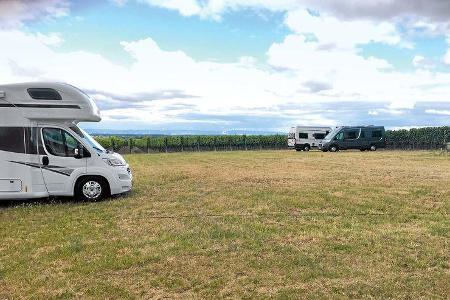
top-left (84, 129), bottom-right (287, 136)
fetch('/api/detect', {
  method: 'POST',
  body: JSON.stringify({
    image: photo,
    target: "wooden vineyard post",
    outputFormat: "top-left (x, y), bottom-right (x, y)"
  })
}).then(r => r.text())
top-left (129, 138), bottom-right (133, 154)
top-left (165, 137), bottom-right (168, 153)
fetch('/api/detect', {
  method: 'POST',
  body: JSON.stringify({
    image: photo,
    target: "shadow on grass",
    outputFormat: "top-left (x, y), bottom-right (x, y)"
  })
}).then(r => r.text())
top-left (0, 192), bottom-right (131, 209)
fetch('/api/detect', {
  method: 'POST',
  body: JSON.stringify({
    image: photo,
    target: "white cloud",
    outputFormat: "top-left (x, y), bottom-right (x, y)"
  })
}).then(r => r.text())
top-left (35, 32), bottom-right (64, 46)
top-left (444, 50), bottom-right (450, 65)
top-left (138, 0), bottom-right (202, 17)
top-left (0, 0), bottom-right (70, 28)
top-left (412, 55), bottom-right (435, 69)
top-left (284, 9), bottom-right (401, 49)
top-left (425, 109), bottom-right (450, 116)
top-left (125, 0), bottom-right (450, 26)
top-left (3, 0), bottom-right (450, 129)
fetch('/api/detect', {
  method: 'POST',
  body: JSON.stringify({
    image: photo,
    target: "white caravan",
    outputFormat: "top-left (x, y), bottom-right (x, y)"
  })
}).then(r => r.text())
top-left (0, 82), bottom-right (132, 201)
top-left (287, 126), bottom-right (332, 151)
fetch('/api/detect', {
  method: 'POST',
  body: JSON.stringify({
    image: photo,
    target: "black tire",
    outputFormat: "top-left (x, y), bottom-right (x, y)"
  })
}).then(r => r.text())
top-left (330, 145), bottom-right (339, 152)
top-left (370, 145), bottom-right (377, 151)
top-left (360, 148), bottom-right (366, 151)
top-left (304, 144), bottom-right (310, 151)
top-left (295, 148), bottom-right (302, 152)
top-left (75, 176), bottom-right (109, 201)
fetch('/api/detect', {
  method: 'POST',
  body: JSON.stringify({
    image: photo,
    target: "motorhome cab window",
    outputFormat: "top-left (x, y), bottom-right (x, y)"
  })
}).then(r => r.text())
top-left (28, 88), bottom-right (62, 100)
top-left (70, 125), bottom-right (107, 154)
top-left (298, 133), bottom-right (308, 139)
top-left (42, 128), bottom-right (79, 157)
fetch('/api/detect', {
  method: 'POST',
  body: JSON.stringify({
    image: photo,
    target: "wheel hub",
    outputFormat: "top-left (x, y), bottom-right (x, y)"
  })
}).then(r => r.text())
top-left (82, 181), bottom-right (102, 199)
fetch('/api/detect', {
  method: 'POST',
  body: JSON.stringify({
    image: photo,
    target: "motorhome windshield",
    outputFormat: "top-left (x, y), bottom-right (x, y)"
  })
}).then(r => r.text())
top-left (70, 125), bottom-right (107, 154)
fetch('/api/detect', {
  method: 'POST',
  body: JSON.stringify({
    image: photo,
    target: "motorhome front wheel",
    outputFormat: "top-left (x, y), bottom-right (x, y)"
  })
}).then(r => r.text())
top-left (76, 177), bottom-right (109, 201)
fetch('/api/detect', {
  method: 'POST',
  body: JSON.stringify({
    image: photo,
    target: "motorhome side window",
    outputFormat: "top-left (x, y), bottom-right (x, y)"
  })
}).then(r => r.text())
top-left (24, 127), bottom-right (46, 155)
top-left (298, 133), bottom-right (308, 139)
top-left (372, 130), bottom-right (382, 138)
top-left (0, 127), bottom-right (25, 154)
top-left (42, 128), bottom-right (79, 157)
top-left (313, 133), bottom-right (326, 139)
top-left (28, 88), bottom-right (62, 100)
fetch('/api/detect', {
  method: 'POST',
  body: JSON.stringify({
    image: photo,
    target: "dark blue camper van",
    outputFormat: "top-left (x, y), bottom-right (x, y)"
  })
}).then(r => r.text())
top-left (319, 126), bottom-right (386, 152)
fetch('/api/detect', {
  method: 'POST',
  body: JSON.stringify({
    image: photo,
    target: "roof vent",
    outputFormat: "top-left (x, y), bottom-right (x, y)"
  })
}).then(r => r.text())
top-left (0, 91), bottom-right (5, 99)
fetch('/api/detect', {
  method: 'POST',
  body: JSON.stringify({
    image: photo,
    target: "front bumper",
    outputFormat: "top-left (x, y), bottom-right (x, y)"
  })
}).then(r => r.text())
top-left (318, 143), bottom-right (330, 151)
top-left (110, 165), bottom-right (133, 195)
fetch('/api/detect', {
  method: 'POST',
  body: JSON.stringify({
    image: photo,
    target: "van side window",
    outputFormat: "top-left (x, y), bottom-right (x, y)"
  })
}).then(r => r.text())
top-left (372, 130), bottom-right (382, 138)
top-left (298, 133), bottom-right (308, 139)
top-left (28, 88), bottom-right (62, 100)
top-left (335, 132), bottom-right (344, 140)
top-left (360, 131), bottom-right (365, 138)
top-left (313, 133), bottom-right (326, 139)
top-left (344, 130), bottom-right (358, 140)
top-left (42, 128), bottom-right (79, 157)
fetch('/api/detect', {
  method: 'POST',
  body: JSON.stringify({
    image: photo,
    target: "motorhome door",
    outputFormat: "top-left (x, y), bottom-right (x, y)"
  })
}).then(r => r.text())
top-left (38, 126), bottom-right (87, 194)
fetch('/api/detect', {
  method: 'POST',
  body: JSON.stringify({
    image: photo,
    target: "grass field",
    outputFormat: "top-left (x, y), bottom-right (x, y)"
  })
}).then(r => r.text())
top-left (1, 151), bottom-right (449, 299)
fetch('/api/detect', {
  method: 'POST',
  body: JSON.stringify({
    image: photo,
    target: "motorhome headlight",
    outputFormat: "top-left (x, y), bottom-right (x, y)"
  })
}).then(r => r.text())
top-left (103, 158), bottom-right (126, 167)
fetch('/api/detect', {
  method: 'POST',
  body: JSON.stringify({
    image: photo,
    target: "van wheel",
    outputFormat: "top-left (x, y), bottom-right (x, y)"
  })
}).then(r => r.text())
top-left (296, 148), bottom-right (302, 152)
top-left (304, 145), bottom-right (310, 151)
top-left (75, 177), bottom-right (108, 201)
top-left (330, 145), bottom-right (338, 152)
top-left (370, 145), bottom-right (377, 151)
top-left (360, 148), bottom-right (366, 151)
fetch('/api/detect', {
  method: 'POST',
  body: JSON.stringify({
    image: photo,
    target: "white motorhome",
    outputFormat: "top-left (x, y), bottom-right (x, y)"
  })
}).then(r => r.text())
top-left (287, 126), bottom-right (332, 151)
top-left (0, 82), bottom-right (132, 201)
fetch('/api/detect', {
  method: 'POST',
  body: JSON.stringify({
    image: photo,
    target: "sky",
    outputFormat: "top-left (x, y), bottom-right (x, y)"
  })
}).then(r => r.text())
top-left (1, 0), bottom-right (450, 132)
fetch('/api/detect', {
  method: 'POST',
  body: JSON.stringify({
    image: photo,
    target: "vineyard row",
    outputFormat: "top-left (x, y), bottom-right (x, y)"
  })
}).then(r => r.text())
top-left (93, 126), bottom-right (450, 154)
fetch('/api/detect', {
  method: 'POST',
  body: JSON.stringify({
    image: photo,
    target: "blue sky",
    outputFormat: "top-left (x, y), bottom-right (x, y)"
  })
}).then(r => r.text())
top-left (31, 1), bottom-right (289, 64)
top-left (1, 0), bottom-right (450, 132)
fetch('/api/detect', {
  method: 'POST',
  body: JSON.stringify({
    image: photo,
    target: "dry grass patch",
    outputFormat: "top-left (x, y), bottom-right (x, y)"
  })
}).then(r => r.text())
top-left (1, 150), bottom-right (449, 298)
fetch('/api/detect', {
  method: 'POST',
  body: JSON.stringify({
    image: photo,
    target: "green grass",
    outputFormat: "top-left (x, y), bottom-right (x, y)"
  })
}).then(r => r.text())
top-left (1, 151), bottom-right (449, 299)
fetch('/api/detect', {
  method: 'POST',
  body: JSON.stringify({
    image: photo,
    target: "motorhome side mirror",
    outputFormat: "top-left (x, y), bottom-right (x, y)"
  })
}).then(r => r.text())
top-left (74, 147), bottom-right (83, 159)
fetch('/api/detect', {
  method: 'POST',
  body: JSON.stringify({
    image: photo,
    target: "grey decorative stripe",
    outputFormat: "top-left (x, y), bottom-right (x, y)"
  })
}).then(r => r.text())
top-left (0, 103), bottom-right (80, 109)
top-left (8, 161), bottom-right (74, 177)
